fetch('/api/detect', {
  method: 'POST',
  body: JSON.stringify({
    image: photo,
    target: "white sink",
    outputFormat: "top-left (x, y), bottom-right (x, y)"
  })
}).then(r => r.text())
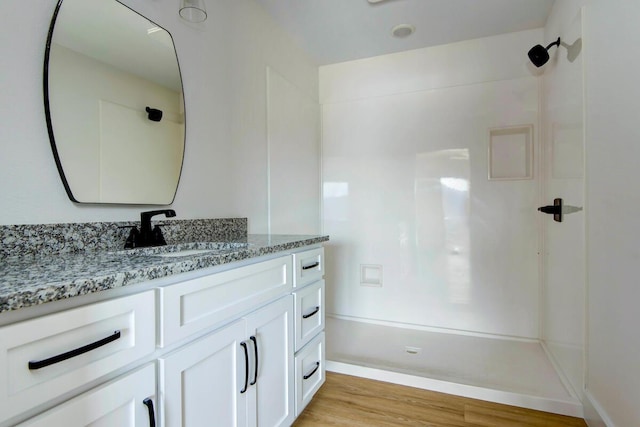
top-left (114, 242), bottom-right (251, 257)
top-left (154, 249), bottom-right (217, 258)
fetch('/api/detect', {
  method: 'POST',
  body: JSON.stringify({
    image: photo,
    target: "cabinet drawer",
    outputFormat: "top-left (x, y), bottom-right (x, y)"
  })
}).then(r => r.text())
top-left (292, 247), bottom-right (324, 288)
top-left (0, 291), bottom-right (155, 424)
top-left (294, 280), bottom-right (324, 352)
top-left (19, 364), bottom-right (156, 427)
top-left (294, 332), bottom-right (325, 417)
top-left (158, 255), bottom-right (292, 347)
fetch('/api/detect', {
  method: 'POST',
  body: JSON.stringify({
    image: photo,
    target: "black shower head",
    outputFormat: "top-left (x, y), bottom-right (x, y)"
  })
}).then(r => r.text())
top-left (528, 37), bottom-right (561, 67)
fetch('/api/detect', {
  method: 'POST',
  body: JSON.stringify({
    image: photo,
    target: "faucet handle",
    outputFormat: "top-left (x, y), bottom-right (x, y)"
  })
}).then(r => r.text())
top-left (152, 225), bottom-right (167, 246)
top-left (124, 227), bottom-right (140, 249)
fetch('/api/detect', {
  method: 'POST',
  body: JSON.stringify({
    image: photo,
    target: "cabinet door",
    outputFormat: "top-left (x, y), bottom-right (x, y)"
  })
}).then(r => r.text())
top-left (18, 364), bottom-right (156, 427)
top-left (159, 320), bottom-right (249, 427)
top-left (245, 296), bottom-right (294, 427)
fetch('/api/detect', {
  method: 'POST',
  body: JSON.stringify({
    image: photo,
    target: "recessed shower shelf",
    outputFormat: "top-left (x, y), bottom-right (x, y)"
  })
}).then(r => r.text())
top-left (488, 125), bottom-right (533, 180)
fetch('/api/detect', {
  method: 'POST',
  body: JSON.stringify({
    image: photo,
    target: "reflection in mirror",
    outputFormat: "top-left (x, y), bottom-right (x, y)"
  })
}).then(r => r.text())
top-left (44, 0), bottom-right (185, 204)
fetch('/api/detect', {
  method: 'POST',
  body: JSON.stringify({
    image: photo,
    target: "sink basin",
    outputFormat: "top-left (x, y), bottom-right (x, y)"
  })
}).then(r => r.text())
top-left (155, 249), bottom-right (219, 258)
top-left (113, 242), bottom-right (251, 257)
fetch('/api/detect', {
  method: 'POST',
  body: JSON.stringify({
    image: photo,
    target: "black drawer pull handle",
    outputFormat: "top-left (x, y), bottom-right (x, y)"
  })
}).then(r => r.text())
top-left (28, 330), bottom-right (121, 370)
top-left (303, 361), bottom-right (320, 380)
top-left (302, 262), bottom-right (319, 271)
top-left (143, 398), bottom-right (156, 427)
top-left (240, 341), bottom-right (249, 394)
top-left (302, 306), bottom-right (320, 319)
top-left (250, 336), bottom-right (258, 386)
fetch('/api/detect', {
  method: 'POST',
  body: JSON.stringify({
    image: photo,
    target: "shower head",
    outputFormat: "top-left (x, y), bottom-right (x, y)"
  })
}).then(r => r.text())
top-left (528, 37), bottom-right (561, 67)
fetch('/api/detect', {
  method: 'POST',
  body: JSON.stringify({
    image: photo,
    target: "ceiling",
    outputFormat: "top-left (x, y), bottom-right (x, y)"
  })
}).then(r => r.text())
top-left (253, 0), bottom-right (556, 65)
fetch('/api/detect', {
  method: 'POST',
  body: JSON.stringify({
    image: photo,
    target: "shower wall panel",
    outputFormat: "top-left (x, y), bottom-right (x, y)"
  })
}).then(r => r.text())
top-left (542, 5), bottom-right (585, 397)
top-left (322, 75), bottom-right (541, 338)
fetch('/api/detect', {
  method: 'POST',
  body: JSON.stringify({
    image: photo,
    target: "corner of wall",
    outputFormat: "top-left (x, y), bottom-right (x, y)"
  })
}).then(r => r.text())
top-left (583, 389), bottom-right (613, 427)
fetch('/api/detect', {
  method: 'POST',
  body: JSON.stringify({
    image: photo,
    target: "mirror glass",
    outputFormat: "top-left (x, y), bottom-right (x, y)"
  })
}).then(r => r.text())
top-left (45, 0), bottom-right (185, 204)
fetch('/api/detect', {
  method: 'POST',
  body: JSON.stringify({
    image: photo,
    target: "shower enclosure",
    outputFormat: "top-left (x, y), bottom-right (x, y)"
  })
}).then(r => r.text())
top-left (320, 21), bottom-right (584, 418)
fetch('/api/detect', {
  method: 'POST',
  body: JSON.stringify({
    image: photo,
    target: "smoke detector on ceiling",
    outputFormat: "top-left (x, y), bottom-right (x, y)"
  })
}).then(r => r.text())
top-left (392, 24), bottom-right (415, 38)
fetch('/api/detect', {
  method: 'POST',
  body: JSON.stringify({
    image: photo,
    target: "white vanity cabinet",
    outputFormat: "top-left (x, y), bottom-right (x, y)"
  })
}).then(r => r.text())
top-left (291, 248), bottom-right (326, 417)
top-left (1, 244), bottom-right (326, 427)
top-left (159, 295), bottom-right (294, 427)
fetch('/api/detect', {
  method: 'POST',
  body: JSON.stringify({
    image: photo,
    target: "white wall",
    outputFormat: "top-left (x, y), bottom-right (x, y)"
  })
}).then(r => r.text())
top-left (320, 30), bottom-right (544, 338)
top-left (228, 0), bottom-right (319, 233)
top-left (542, 1), bottom-right (640, 425)
top-left (0, 0), bottom-right (318, 228)
top-left (581, 1), bottom-right (640, 426)
top-left (266, 67), bottom-right (320, 235)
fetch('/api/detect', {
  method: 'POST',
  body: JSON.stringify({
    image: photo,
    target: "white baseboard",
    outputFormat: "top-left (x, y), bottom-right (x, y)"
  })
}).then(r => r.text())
top-left (326, 360), bottom-right (584, 418)
top-left (583, 389), bottom-right (613, 427)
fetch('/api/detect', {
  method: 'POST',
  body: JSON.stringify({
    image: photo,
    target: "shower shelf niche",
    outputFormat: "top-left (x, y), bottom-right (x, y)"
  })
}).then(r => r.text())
top-left (488, 125), bottom-right (533, 180)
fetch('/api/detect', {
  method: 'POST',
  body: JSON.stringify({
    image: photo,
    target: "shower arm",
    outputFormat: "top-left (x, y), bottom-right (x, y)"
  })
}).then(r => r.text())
top-left (545, 37), bottom-right (561, 51)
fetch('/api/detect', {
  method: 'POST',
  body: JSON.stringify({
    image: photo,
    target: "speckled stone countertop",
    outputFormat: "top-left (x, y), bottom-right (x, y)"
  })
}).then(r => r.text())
top-left (0, 219), bottom-right (328, 314)
top-left (0, 234), bottom-right (328, 314)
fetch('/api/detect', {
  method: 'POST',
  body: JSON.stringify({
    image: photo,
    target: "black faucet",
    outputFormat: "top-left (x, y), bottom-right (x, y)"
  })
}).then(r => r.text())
top-left (125, 209), bottom-right (176, 249)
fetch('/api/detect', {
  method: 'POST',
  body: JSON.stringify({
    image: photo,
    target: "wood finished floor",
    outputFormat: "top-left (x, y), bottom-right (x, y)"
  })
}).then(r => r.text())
top-left (293, 372), bottom-right (588, 427)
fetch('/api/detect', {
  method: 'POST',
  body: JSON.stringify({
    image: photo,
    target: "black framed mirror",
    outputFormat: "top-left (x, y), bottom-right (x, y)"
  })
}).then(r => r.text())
top-left (44, 0), bottom-right (185, 205)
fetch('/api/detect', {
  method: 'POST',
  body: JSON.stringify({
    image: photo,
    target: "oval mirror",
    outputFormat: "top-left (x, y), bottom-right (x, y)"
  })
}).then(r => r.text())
top-left (44, 0), bottom-right (185, 204)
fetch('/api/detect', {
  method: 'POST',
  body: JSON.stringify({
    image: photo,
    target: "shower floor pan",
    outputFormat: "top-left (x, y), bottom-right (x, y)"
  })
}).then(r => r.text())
top-left (325, 316), bottom-right (582, 418)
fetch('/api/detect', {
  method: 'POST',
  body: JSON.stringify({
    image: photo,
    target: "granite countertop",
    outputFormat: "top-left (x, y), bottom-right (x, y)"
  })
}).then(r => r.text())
top-left (0, 234), bottom-right (328, 315)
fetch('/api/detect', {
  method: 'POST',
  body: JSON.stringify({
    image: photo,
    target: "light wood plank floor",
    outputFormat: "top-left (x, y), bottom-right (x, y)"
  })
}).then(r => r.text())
top-left (293, 372), bottom-right (588, 427)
